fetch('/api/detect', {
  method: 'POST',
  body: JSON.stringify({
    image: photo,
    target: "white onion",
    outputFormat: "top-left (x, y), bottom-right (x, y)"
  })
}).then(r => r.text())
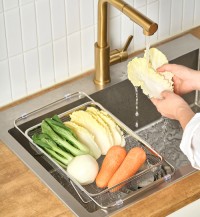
top-left (67, 154), bottom-right (99, 185)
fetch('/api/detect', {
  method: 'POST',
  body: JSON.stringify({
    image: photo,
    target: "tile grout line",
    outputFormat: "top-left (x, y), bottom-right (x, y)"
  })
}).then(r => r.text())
top-left (48, 0), bottom-right (56, 84)
top-left (63, 0), bottom-right (69, 79)
top-left (2, 0), bottom-right (13, 101)
top-left (34, 0), bottom-right (43, 89)
top-left (18, 0), bottom-right (29, 96)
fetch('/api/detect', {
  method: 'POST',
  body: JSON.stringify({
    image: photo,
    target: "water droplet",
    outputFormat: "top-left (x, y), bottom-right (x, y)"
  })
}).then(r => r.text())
top-left (134, 86), bottom-right (139, 128)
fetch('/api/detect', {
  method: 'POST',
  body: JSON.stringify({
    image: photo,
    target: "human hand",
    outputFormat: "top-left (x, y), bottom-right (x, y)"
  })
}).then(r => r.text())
top-left (157, 64), bottom-right (200, 95)
top-left (151, 91), bottom-right (195, 128)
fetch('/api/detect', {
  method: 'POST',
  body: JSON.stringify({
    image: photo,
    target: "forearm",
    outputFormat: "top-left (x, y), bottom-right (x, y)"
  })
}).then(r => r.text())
top-left (191, 70), bottom-right (200, 90)
top-left (177, 106), bottom-right (195, 129)
top-left (180, 113), bottom-right (200, 169)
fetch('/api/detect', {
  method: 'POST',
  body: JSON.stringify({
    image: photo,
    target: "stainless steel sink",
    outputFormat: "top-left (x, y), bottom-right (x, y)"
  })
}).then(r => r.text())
top-left (1, 34), bottom-right (200, 217)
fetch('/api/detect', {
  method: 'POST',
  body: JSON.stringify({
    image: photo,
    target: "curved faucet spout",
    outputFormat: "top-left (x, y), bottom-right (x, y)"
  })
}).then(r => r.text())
top-left (94, 0), bottom-right (158, 85)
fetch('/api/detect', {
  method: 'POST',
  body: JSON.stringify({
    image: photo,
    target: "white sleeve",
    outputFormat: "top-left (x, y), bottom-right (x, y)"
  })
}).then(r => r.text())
top-left (180, 113), bottom-right (200, 170)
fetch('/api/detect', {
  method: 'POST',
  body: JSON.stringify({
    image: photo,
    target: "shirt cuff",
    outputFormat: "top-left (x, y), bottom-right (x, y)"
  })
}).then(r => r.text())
top-left (180, 113), bottom-right (200, 170)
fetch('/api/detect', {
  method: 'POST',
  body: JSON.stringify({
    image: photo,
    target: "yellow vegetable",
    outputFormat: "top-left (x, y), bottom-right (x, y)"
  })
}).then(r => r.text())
top-left (128, 48), bottom-right (174, 99)
top-left (70, 110), bottom-right (113, 155)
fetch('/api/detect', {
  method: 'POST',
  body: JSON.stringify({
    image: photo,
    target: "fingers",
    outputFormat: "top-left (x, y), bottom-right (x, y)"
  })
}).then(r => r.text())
top-left (151, 91), bottom-right (173, 106)
top-left (157, 64), bottom-right (172, 72)
top-left (160, 90), bottom-right (172, 98)
top-left (157, 63), bottom-right (178, 74)
top-left (150, 97), bottom-right (158, 106)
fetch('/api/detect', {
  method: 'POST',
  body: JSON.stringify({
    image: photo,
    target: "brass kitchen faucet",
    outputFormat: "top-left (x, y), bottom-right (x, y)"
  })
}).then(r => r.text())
top-left (94, 0), bottom-right (158, 85)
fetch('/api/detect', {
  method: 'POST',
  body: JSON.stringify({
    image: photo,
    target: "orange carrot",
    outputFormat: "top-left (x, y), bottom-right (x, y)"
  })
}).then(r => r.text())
top-left (95, 146), bottom-right (127, 188)
top-left (108, 147), bottom-right (146, 191)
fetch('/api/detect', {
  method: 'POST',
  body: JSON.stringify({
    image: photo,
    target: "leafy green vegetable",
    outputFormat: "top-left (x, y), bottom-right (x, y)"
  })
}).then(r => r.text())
top-left (32, 133), bottom-right (73, 167)
top-left (45, 118), bottom-right (89, 154)
top-left (41, 120), bottom-right (89, 156)
top-left (50, 115), bottom-right (77, 138)
top-left (52, 114), bottom-right (63, 123)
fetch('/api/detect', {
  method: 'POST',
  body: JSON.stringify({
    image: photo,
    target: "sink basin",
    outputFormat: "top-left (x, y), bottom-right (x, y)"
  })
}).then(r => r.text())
top-left (2, 34), bottom-right (200, 217)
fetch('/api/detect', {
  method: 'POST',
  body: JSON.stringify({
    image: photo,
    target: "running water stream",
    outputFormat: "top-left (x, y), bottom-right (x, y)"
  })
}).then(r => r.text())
top-left (134, 36), bottom-right (150, 129)
top-left (134, 36), bottom-right (168, 149)
top-left (145, 36), bottom-right (150, 72)
top-left (134, 86), bottom-right (139, 128)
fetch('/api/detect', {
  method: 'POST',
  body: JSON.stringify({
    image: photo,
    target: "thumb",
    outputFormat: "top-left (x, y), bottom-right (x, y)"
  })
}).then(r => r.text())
top-left (161, 90), bottom-right (173, 98)
top-left (157, 64), bottom-right (170, 72)
top-left (150, 97), bottom-right (159, 106)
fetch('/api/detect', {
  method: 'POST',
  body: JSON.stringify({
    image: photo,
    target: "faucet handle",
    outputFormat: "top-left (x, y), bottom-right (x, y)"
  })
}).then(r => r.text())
top-left (110, 35), bottom-right (133, 65)
top-left (122, 35), bottom-right (133, 52)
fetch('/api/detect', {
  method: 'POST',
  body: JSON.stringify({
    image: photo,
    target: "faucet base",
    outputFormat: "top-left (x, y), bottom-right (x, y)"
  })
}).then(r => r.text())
top-left (94, 42), bottom-right (111, 85)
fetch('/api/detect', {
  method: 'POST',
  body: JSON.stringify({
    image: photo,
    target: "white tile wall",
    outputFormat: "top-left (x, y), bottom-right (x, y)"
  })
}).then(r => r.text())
top-left (35, 0), bottom-right (52, 46)
top-left (3, 0), bottom-right (18, 11)
top-left (39, 43), bottom-right (54, 88)
top-left (50, 0), bottom-right (66, 40)
top-left (53, 37), bottom-right (68, 82)
top-left (9, 55), bottom-right (26, 100)
top-left (0, 60), bottom-right (12, 105)
top-left (5, 8), bottom-right (23, 56)
top-left (171, 0), bottom-right (183, 35)
top-left (194, 0), bottom-right (200, 27)
top-left (67, 32), bottom-right (82, 76)
top-left (133, 6), bottom-right (146, 51)
top-left (0, 0), bottom-right (3, 12)
top-left (121, 4), bottom-right (134, 51)
top-left (158, 0), bottom-right (172, 40)
top-left (182, 0), bottom-right (195, 30)
top-left (65, 0), bottom-right (80, 35)
top-left (81, 26), bottom-right (95, 72)
top-left (24, 49), bottom-right (41, 93)
top-left (0, 13), bottom-right (7, 60)
top-left (147, 0), bottom-right (158, 44)
top-left (80, 0), bottom-right (94, 29)
top-left (20, 3), bottom-right (37, 51)
top-left (0, 0), bottom-right (200, 107)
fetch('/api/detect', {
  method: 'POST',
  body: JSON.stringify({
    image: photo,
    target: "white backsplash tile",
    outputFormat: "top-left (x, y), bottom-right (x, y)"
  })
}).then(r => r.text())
top-left (81, 26), bottom-right (95, 72)
top-left (9, 55), bottom-right (26, 100)
top-left (158, 0), bottom-right (171, 40)
top-left (50, 0), bottom-right (66, 40)
top-left (35, 0), bottom-right (52, 46)
top-left (182, 0), bottom-right (195, 30)
top-left (147, 1), bottom-right (158, 44)
top-left (24, 49), bottom-right (41, 94)
top-left (65, 0), bottom-right (80, 35)
top-left (134, 0), bottom-right (146, 8)
top-left (0, 0), bottom-right (3, 12)
top-left (194, 0), bottom-right (200, 26)
top-left (121, 0), bottom-right (134, 51)
top-left (171, 0), bottom-right (183, 35)
top-left (67, 32), bottom-right (82, 76)
top-left (4, 8), bottom-right (23, 57)
top-left (147, 0), bottom-right (157, 3)
top-left (109, 4), bottom-right (121, 18)
top-left (93, 0), bottom-right (98, 25)
top-left (126, 0), bottom-right (134, 5)
top-left (0, 0), bottom-right (198, 107)
top-left (19, 0), bottom-right (33, 6)
top-left (133, 6), bottom-right (146, 51)
top-left (39, 43), bottom-right (55, 88)
top-left (0, 60), bottom-right (12, 105)
top-left (121, 14), bottom-right (134, 51)
top-left (53, 37), bottom-right (68, 82)
top-left (20, 3), bottom-right (37, 51)
top-left (80, 0), bottom-right (93, 29)
top-left (110, 16), bottom-right (121, 50)
top-left (3, 0), bottom-right (18, 11)
top-left (0, 13), bottom-right (7, 60)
